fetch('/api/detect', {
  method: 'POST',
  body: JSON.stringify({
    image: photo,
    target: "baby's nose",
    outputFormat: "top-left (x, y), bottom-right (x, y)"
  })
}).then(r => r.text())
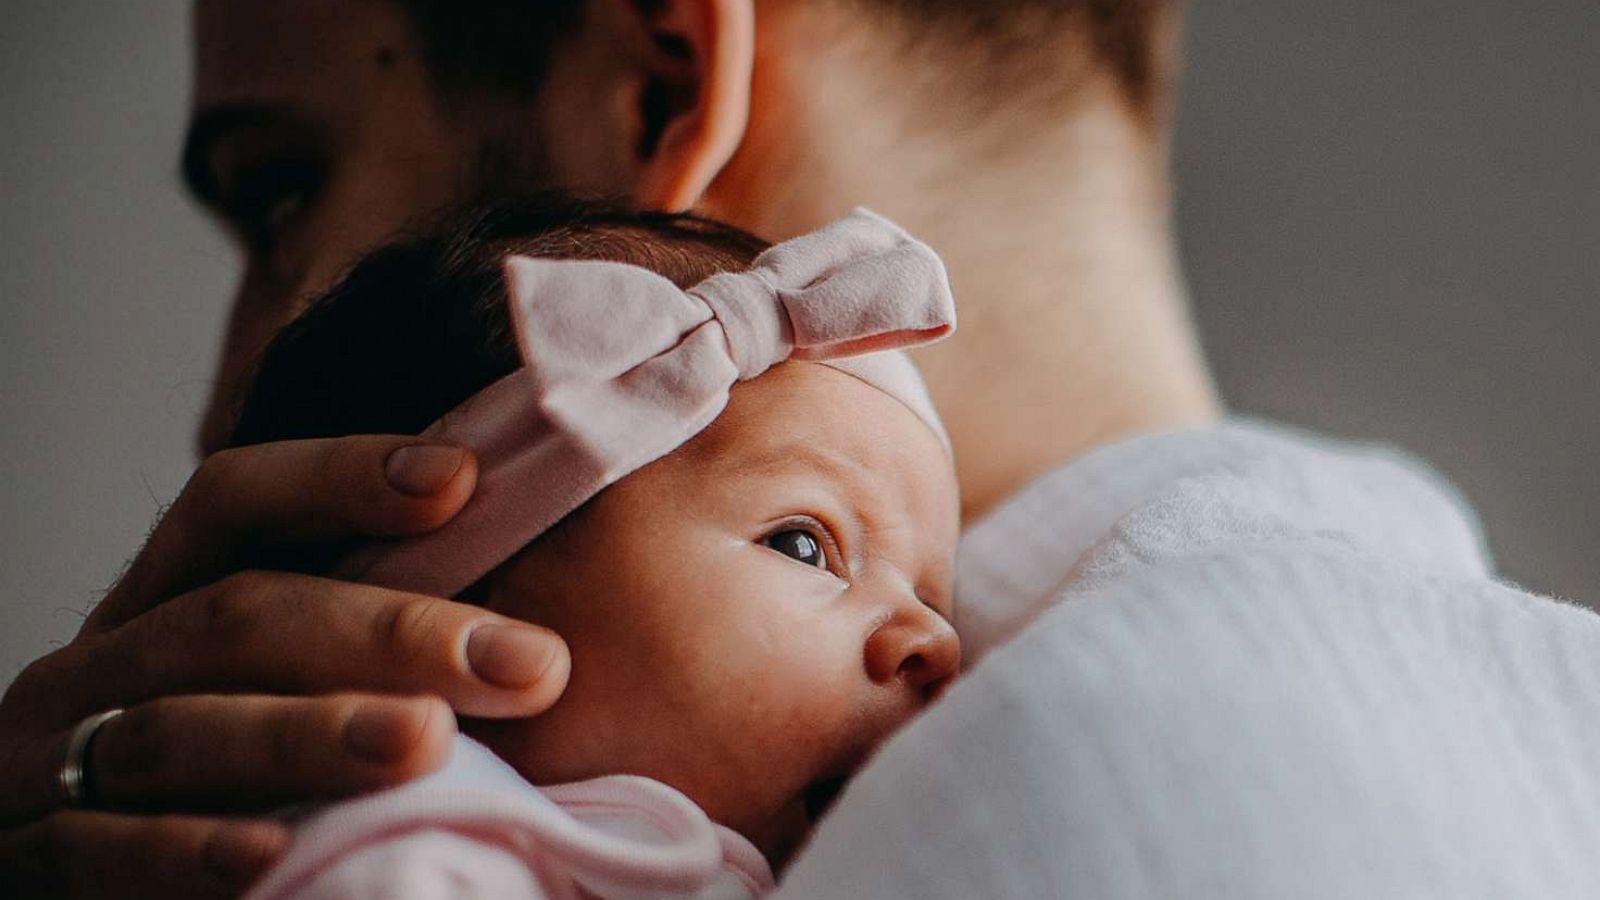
top-left (864, 601), bottom-right (961, 700)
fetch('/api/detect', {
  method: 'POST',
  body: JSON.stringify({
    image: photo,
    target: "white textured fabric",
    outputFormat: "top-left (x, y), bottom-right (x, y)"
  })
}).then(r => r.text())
top-left (774, 420), bottom-right (1600, 899)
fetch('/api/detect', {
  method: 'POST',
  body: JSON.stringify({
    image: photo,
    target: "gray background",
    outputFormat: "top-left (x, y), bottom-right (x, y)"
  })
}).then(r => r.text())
top-left (2, 1), bottom-right (1595, 681)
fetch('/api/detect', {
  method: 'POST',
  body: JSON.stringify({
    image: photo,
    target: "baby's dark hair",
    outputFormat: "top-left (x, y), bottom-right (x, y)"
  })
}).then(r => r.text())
top-left (229, 195), bottom-right (770, 448)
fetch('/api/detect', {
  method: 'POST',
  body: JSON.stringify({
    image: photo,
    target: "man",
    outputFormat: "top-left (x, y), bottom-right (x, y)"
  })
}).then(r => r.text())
top-left (6, 1), bottom-right (1600, 897)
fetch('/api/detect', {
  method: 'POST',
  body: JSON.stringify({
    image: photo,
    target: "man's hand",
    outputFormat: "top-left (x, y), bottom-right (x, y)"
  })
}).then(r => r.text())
top-left (0, 436), bottom-right (571, 898)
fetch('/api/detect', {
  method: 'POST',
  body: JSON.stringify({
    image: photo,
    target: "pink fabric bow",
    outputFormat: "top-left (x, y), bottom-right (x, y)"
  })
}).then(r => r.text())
top-left (338, 208), bottom-right (955, 598)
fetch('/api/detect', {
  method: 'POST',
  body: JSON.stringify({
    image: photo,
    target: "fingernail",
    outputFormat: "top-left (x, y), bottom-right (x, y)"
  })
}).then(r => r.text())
top-left (345, 700), bottom-right (430, 764)
top-left (386, 445), bottom-right (466, 497)
top-left (467, 624), bottom-right (561, 689)
top-left (204, 821), bottom-right (287, 886)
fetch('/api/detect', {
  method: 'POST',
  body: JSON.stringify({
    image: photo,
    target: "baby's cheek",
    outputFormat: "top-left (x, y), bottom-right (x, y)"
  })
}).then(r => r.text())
top-left (732, 644), bottom-right (864, 766)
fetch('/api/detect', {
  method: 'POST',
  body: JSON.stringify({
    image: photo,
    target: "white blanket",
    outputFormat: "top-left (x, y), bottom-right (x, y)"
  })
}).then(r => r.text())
top-left (776, 421), bottom-right (1600, 898)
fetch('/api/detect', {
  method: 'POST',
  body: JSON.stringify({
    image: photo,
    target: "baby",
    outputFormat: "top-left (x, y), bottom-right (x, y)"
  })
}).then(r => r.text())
top-left (231, 198), bottom-right (962, 898)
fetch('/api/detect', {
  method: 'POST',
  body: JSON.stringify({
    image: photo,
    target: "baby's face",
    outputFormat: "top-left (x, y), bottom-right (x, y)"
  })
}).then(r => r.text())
top-left (468, 362), bottom-right (960, 867)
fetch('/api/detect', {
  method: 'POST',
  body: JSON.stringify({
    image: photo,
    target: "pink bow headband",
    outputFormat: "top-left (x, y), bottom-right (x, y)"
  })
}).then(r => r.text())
top-left (338, 208), bottom-right (956, 598)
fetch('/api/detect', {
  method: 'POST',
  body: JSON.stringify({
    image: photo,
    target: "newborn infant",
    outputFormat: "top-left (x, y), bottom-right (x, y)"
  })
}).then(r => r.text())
top-left (230, 199), bottom-right (962, 898)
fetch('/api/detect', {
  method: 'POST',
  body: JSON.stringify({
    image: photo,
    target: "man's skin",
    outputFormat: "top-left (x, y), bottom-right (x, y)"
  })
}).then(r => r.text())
top-left (0, 0), bottom-right (1220, 894)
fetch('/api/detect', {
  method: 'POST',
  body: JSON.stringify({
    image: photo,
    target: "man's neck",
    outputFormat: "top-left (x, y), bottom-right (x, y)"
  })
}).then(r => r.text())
top-left (705, 58), bottom-right (1221, 520)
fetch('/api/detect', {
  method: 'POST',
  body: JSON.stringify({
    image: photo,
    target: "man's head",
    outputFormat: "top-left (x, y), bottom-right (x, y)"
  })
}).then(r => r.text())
top-left (187, 0), bottom-right (1182, 455)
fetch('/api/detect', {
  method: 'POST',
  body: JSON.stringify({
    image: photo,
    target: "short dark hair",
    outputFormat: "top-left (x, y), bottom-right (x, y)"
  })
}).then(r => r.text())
top-left (391, 0), bottom-right (1173, 120)
top-left (228, 194), bottom-right (768, 449)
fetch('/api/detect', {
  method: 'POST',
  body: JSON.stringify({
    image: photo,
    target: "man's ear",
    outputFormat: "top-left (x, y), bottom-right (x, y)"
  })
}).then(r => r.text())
top-left (620, 0), bottom-right (754, 212)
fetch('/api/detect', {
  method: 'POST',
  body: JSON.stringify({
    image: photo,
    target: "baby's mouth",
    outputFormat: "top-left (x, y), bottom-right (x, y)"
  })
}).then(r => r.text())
top-left (803, 775), bottom-right (851, 823)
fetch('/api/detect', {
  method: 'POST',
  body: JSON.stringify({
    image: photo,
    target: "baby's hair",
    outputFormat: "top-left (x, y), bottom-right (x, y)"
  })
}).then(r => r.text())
top-left (228, 194), bottom-right (770, 448)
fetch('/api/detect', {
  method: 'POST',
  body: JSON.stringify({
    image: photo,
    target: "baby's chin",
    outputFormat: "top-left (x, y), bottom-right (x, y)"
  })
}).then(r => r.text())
top-left (741, 769), bottom-right (859, 872)
top-left (744, 791), bottom-right (823, 872)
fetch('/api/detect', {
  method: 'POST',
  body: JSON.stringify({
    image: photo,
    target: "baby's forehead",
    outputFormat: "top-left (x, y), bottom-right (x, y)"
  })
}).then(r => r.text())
top-left (671, 363), bottom-right (958, 523)
top-left (686, 364), bottom-right (927, 461)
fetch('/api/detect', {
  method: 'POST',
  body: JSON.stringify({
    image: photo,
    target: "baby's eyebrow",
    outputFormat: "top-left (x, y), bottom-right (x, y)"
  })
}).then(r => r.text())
top-left (726, 441), bottom-right (867, 483)
top-left (725, 442), bottom-right (920, 547)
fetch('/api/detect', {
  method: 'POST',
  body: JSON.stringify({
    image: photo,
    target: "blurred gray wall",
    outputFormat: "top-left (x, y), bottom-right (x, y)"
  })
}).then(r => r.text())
top-left (1175, 2), bottom-right (1598, 601)
top-left (2, 2), bottom-right (233, 682)
top-left (1, 1), bottom-right (1595, 680)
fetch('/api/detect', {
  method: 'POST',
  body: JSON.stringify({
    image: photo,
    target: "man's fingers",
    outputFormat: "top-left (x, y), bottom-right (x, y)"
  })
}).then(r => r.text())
top-left (0, 694), bottom-right (453, 828)
top-left (89, 435), bottom-right (478, 632)
top-left (31, 571), bottom-right (570, 729)
top-left (0, 811), bottom-right (286, 899)
top-left (93, 693), bottom-right (453, 813)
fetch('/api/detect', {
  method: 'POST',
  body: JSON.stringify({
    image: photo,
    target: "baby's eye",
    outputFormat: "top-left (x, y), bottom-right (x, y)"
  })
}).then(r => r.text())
top-left (764, 528), bottom-right (827, 568)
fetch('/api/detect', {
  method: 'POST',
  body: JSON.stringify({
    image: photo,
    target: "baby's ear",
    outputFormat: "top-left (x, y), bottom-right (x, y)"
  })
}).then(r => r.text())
top-left (612, 0), bottom-right (755, 211)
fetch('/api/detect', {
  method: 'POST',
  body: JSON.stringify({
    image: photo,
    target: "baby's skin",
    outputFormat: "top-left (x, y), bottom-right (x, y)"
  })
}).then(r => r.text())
top-left (466, 361), bottom-right (962, 868)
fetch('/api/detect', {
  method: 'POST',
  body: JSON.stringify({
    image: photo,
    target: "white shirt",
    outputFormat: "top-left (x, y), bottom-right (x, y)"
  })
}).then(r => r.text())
top-left (775, 421), bottom-right (1600, 898)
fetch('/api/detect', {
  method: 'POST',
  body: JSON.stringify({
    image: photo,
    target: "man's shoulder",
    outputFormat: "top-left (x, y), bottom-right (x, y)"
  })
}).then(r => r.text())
top-left (786, 420), bottom-right (1600, 899)
top-left (789, 521), bottom-right (1600, 899)
top-left (955, 418), bottom-right (1493, 657)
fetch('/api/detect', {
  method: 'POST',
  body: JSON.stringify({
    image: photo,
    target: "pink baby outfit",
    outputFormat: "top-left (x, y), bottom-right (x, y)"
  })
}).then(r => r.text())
top-left (246, 736), bottom-right (773, 900)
